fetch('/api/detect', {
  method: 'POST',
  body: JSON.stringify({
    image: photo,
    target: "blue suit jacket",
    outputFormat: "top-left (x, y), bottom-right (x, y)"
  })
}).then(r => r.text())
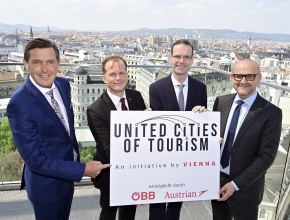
top-left (7, 76), bottom-right (85, 203)
top-left (149, 74), bottom-right (207, 110)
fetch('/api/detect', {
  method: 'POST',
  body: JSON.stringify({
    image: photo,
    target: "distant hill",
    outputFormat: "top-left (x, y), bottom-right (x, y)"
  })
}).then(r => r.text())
top-left (124, 28), bottom-right (290, 41)
top-left (0, 23), bottom-right (70, 32)
top-left (1, 23), bottom-right (290, 41)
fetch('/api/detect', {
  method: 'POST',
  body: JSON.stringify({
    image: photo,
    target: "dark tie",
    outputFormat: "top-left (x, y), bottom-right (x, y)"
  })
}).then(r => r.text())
top-left (178, 84), bottom-right (185, 111)
top-left (221, 100), bottom-right (244, 169)
top-left (47, 89), bottom-right (77, 162)
top-left (120, 98), bottom-right (128, 111)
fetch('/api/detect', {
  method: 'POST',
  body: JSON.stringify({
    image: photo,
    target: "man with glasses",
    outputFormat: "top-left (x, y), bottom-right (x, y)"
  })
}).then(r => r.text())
top-left (211, 58), bottom-right (282, 220)
top-left (149, 39), bottom-right (207, 220)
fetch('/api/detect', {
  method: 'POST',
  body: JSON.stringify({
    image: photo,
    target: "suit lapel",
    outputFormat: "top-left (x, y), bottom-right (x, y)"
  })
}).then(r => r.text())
top-left (185, 77), bottom-right (194, 111)
top-left (25, 77), bottom-right (69, 136)
top-left (220, 94), bottom-right (236, 137)
top-left (102, 91), bottom-right (117, 111)
top-left (166, 74), bottom-right (179, 110)
top-left (55, 79), bottom-right (73, 137)
top-left (234, 94), bottom-right (263, 144)
top-left (126, 89), bottom-right (138, 110)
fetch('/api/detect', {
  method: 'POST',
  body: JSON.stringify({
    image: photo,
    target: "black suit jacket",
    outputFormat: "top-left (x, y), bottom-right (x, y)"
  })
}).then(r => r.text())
top-left (213, 93), bottom-right (282, 206)
top-left (87, 89), bottom-right (146, 191)
top-left (149, 74), bottom-right (207, 110)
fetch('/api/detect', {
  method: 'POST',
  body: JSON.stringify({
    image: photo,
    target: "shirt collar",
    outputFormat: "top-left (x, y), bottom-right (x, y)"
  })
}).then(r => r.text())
top-left (29, 75), bottom-right (56, 95)
top-left (171, 74), bottom-right (188, 87)
top-left (234, 91), bottom-right (257, 107)
top-left (107, 90), bottom-right (127, 107)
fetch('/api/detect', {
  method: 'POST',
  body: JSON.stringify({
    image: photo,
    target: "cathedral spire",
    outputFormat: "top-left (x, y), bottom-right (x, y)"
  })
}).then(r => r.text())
top-left (30, 25), bottom-right (34, 38)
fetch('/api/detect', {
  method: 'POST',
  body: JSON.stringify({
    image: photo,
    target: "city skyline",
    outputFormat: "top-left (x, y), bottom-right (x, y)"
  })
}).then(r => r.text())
top-left (1, 0), bottom-right (290, 34)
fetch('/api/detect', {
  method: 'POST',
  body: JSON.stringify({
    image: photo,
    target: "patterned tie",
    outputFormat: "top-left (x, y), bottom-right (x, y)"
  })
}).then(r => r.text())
top-left (120, 98), bottom-right (128, 111)
top-left (47, 89), bottom-right (77, 162)
top-left (178, 84), bottom-right (185, 111)
top-left (221, 100), bottom-right (244, 168)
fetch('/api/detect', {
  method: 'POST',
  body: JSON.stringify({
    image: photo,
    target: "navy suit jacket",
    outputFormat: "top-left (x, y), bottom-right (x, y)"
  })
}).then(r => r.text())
top-left (149, 74), bottom-right (207, 110)
top-left (213, 93), bottom-right (282, 206)
top-left (7, 76), bottom-right (85, 203)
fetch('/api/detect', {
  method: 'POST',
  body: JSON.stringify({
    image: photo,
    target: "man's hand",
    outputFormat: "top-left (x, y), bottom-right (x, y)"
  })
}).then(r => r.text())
top-left (84, 161), bottom-right (111, 178)
top-left (217, 182), bottom-right (235, 201)
top-left (145, 108), bottom-right (152, 111)
top-left (192, 105), bottom-right (207, 113)
top-left (219, 137), bottom-right (223, 144)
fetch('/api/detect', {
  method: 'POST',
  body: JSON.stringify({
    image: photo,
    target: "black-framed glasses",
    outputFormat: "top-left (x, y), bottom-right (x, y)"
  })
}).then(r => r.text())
top-left (172, 55), bottom-right (192, 61)
top-left (232, 74), bottom-right (258, 81)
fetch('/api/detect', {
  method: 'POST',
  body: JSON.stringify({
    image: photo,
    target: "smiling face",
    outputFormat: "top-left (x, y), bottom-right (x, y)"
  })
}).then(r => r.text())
top-left (169, 43), bottom-right (194, 81)
top-left (102, 60), bottom-right (128, 97)
top-left (23, 47), bottom-right (60, 88)
top-left (231, 59), bottom-right (262, 100)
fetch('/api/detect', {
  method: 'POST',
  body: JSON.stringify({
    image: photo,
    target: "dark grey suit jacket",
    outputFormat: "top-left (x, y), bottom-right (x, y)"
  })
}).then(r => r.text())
top-left (87, 89), bottom-right (146, 191)
top-left (213, 93), bottom-right (282, 206)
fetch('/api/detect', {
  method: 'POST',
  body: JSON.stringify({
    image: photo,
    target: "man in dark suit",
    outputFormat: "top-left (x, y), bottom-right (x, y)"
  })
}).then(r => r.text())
top-left (211, 59), bottom-right (282, 220)
top-left (7, 38), bottom-right (110, 220)
top-left (149, 39), bottom-right (207, 220)
top-left (87, 55), bottom-right (147, 220)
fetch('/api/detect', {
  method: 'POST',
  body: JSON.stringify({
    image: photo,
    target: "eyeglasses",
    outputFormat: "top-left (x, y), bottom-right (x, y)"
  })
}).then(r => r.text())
top-left (232, 74), bottom-right (258, 81)
top-left (171, 55), bottom-right (192, 61)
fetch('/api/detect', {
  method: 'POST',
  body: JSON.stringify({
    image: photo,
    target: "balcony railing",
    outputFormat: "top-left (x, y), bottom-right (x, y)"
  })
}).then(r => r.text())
top-left (0, 63), bottom-right (290, 220)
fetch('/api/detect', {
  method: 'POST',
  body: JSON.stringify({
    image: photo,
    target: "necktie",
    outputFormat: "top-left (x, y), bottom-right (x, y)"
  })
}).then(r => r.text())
top-left (120, 98), bottom-right (128, 111)
top-left (47, 89), bottom-right (77, 162)
top-left (178, 84), bottom-right (185, 111)
top-left (221, 100), bottom-right (244, 169)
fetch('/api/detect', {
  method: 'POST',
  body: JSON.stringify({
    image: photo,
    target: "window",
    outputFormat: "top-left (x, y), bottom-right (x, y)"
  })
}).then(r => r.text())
top-left (87, 89), bottom-right (89, 93)
top-left (87, 97), bottom-right (90, 102)
top-left (98, 89), bottom-right (100, 93)
top-left (92, 97), bottom-right (95, 102)
top-left (82, 89), bottom-right (84, 94)
top-left (259, 209), bottom-right (266, 218)
top-left (92, 89), bottom-right (95, 93)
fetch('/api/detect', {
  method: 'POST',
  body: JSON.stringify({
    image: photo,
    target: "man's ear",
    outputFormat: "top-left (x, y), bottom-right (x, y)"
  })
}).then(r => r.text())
top-left (102, 75), bottom-right (107, 84)
top-left (23, 59), bottom-right (28, 70)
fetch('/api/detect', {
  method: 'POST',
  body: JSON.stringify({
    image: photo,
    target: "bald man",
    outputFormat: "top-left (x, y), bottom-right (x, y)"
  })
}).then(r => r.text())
top-left (211, 59), bottom-right (282, 220)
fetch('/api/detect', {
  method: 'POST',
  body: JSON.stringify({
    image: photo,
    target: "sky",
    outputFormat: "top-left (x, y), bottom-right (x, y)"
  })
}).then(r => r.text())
top-left (1, 0), bottom-right (290, 34)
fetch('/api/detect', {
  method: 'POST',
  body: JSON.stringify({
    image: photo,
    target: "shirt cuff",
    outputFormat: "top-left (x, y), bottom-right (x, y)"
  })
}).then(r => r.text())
top-left (231, 180), bottom-right (239, 191)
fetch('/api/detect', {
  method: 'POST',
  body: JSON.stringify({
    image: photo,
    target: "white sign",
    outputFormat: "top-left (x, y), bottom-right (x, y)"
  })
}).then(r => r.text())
top-left (110, 111), bottom-right (220, 206)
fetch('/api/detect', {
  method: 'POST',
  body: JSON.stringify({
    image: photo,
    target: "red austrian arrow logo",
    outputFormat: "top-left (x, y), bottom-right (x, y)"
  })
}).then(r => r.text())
top-left (198, 190), bottom-right (208, 197)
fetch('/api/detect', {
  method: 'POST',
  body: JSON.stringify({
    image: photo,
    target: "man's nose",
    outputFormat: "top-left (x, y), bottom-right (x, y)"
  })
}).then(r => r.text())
top-left (41, 64), bottom-right (48, 72)
top-left (240, 76), bottom-right (248, 83)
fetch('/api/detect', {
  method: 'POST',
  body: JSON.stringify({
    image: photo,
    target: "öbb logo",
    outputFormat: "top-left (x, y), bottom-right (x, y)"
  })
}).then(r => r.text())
top-left (132, 192), bottom-right (155, 201)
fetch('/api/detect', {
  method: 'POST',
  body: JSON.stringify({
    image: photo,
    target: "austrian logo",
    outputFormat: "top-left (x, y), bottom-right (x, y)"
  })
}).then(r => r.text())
top-left (164, 190), bottom-right (208, 199)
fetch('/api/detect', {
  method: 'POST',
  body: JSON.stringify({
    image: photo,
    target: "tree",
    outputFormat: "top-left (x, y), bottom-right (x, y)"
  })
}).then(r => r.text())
top-left (0, 120), bottom-right (16, 155)
top-left (0, 150), bottom-right (23, 181)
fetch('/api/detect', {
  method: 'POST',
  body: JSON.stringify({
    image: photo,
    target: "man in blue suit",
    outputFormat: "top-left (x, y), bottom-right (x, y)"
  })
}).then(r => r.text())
top-left (7, 38), bottom-right (110, 220)
top-left (149, 39), bottom-right (207, 220)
